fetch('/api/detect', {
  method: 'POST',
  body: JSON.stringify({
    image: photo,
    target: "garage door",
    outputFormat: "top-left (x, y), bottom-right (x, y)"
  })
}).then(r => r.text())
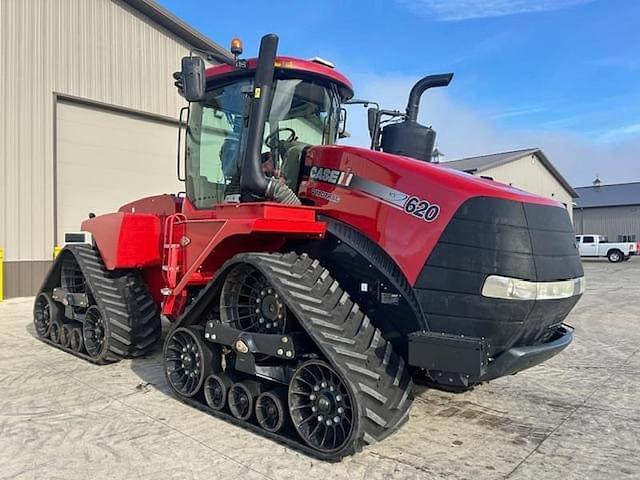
top-left (56, 99), bottom-right (183, 244)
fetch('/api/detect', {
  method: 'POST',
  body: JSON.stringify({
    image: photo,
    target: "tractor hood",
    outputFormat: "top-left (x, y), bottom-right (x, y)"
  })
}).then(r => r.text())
top-left (300, 144), bottom-right (570, 284)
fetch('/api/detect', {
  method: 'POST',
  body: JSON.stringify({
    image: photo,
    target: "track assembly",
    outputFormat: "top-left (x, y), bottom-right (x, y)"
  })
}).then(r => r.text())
top-left (32, 245), bottom-right (161, 364)
top-left (163, 252), bottom-right (413, 460)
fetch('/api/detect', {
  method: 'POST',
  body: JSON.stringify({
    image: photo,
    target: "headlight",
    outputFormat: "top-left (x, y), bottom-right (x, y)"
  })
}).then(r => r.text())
top-left (482, 275), bottom-right (585, 301)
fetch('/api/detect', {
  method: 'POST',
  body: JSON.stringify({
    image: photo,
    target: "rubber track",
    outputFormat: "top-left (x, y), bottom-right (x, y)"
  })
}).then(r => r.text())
top-left (200, 252), bottom-right (414, 459)
top-left (36, 244), bottom-right (161, 364)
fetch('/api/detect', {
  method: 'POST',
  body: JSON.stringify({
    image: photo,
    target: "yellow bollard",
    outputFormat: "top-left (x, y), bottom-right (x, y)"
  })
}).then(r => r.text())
top-left (53, 246), bottom-right (63, 258)
top-left (0, 248), bottom-right (4, 302)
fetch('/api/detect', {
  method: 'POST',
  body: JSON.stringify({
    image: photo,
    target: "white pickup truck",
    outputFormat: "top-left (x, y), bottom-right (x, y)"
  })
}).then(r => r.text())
top-left (575, 234), bottom-right (637, 263)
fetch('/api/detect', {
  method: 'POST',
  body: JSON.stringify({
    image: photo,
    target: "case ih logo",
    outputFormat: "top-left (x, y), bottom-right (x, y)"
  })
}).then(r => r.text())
top-left (309, 166), bottom-right (353, 186)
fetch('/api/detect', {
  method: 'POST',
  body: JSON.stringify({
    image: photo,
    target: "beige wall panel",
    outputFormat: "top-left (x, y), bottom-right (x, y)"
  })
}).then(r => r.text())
top-left (3, 260), bottom-right (53, 299)
top-left (1, 0), bottom-right (198, 262)
top-left (483, 154), bottom-right (574, 219)
top-left (56, 100), bottom-right (183, 242)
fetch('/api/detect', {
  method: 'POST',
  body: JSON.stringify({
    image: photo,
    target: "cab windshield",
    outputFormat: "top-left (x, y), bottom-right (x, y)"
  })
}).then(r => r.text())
top-left (187, 78), bottom-right (340, 208)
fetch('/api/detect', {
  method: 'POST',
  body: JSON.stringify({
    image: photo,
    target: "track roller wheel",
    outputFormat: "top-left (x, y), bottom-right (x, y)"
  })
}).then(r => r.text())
top-left (228, 380), bottom-right (262, 421)
top-left (164, 327), bottom-right (217, 398)
top-left (289, 360), bottom-right (354, 455)
top-left (49, 319), bottom-right (63, 344)
top-left (204, 374), bottom-right (232, 411)
top-left (256, 390), bottom-right (287, 433)
top-left (33, 292), bottom-right (60, 339)
top-left (69, 327), bottom-right (84, 353)
top-left (60, 324), bottom-right (72, 348)
top-left (83, 306), bottom-right (108, 359)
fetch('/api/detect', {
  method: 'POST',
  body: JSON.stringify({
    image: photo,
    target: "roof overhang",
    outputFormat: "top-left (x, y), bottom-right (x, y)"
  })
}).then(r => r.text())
top-left (122, 0), bottom-right (233, 64)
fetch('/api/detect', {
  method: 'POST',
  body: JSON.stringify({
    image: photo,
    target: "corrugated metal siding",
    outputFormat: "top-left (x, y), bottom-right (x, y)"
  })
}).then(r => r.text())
top-left (0, 0), bottom-right (200, 262)
top-left (482, 154), bottom-right (575, 219)
top-left (573, 205), bottom-right (640, 239)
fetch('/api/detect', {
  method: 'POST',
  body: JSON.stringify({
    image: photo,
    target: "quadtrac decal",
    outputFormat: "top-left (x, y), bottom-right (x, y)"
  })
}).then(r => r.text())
top-left (308, 166), bottom-right (441, 223)
top-left (309, 188), bottom-right (340, 204)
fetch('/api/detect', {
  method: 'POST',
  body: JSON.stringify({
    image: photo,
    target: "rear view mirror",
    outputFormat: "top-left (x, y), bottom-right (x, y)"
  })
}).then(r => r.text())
top-left (181, 56), bottom-right (206, 102)
top-left (338, 107), bottom-right (348, 139)
top-left (367, 107), bottom-right (378, 138)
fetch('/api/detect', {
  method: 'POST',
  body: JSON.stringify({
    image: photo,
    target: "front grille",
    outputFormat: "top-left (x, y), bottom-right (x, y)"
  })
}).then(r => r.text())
top-left (414, 196), bottom-right (583, 356)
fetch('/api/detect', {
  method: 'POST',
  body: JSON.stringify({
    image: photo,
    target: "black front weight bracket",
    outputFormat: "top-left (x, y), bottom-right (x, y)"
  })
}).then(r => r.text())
top-left (408, 331), bottom-right (489, 387)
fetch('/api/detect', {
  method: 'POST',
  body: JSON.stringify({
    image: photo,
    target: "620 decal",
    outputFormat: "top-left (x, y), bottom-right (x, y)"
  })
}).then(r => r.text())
top-left (403, 196), bottom-right (440, 222)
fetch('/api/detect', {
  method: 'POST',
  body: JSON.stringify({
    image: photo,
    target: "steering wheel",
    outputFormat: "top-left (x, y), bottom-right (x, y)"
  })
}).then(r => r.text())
top-left (264, 127), bottom-right (296, 150)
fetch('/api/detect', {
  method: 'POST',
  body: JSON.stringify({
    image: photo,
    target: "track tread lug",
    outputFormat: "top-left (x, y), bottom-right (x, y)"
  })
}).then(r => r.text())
top-left (358, 383), bottom-right (388, 405)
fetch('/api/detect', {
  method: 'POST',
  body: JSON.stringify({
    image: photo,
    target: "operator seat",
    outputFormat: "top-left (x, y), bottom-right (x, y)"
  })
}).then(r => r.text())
top-left (220, 137), bottom-right (240, 178)
top-left (280, 141), bottom-right (309, 191)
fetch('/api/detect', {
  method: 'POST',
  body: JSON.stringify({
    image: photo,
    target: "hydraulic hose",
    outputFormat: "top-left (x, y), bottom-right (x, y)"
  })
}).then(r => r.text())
top-left (267, 179), bottom-right (302, 205)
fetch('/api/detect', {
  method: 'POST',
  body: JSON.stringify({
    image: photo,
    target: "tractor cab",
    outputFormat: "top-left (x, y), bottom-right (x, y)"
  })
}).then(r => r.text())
top-left (177, 38), bottom-right (353, 209)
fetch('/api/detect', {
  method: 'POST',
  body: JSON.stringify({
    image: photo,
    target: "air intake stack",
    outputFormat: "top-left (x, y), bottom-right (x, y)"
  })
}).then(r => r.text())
top-left (380, 73), bottom-right (453, 162)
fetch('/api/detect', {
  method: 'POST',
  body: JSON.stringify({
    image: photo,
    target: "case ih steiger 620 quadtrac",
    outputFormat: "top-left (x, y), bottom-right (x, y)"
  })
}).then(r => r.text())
top-left (33, 34), bottom-right (584, 460)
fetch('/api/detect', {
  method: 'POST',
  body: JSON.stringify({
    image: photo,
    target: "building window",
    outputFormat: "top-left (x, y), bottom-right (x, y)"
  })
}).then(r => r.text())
top-left (618, 234), bottom-right (637, 242)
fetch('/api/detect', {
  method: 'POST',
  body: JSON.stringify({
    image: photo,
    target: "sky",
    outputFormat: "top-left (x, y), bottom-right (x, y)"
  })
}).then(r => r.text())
top-left (158, 0), bottom-right (640, 187)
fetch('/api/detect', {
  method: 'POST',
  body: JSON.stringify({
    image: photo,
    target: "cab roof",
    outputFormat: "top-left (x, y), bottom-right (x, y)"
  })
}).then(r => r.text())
top-left (204, 56), bottom-right (354, 100)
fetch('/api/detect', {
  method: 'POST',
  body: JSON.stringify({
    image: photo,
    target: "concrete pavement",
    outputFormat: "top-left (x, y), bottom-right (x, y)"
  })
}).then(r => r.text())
top-left (1, 260), bottom-right (638, 479)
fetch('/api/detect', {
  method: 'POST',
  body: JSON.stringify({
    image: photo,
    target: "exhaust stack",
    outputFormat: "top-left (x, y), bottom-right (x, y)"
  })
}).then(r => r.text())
top-left (240, 33), bottom-right (300, 204)
top-left (405, 73), bottom-right (453, 122)
top-left (240, 34), bottom-right (278, 197)
top-left (380, 73), bottom-right (453, 162)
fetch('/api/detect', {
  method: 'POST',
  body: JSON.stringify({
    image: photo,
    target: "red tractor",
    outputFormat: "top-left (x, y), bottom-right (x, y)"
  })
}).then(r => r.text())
top-left (33, 34), bottom-right (584, 459)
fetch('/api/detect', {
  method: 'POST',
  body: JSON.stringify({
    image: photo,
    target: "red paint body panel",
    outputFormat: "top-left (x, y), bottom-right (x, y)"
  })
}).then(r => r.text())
top-left (83, 197), bottom-right (326, 318)
top-left (81, 201), bottom-right (326, 318)
top-left (82, 213), bottom-right (162, 270)
top-left (119, 194), bottom-right (182, 216)
top-left (205, 56), bottom-right (354, 98)
top-left (156, 203), bottom-right (325, 318)
top-left (301, 145), bottom-right (562, 285)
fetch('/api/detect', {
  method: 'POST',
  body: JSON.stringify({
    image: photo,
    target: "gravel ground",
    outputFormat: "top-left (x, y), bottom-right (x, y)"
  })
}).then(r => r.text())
top-left (1, 260), bottom-right (638, 480)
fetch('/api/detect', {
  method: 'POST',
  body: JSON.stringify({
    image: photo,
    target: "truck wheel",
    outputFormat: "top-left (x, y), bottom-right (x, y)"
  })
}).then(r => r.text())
top-left (608, 250), bottom-right (623, 263)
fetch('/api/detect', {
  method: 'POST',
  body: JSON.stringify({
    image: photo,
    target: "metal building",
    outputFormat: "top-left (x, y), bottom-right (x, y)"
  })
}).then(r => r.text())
top-left (442, 148), bottom-right (578, 217)
top-left (574, 181), bottom-right (640, 242)
top-left (0, 0), bottom-right (231, 298)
